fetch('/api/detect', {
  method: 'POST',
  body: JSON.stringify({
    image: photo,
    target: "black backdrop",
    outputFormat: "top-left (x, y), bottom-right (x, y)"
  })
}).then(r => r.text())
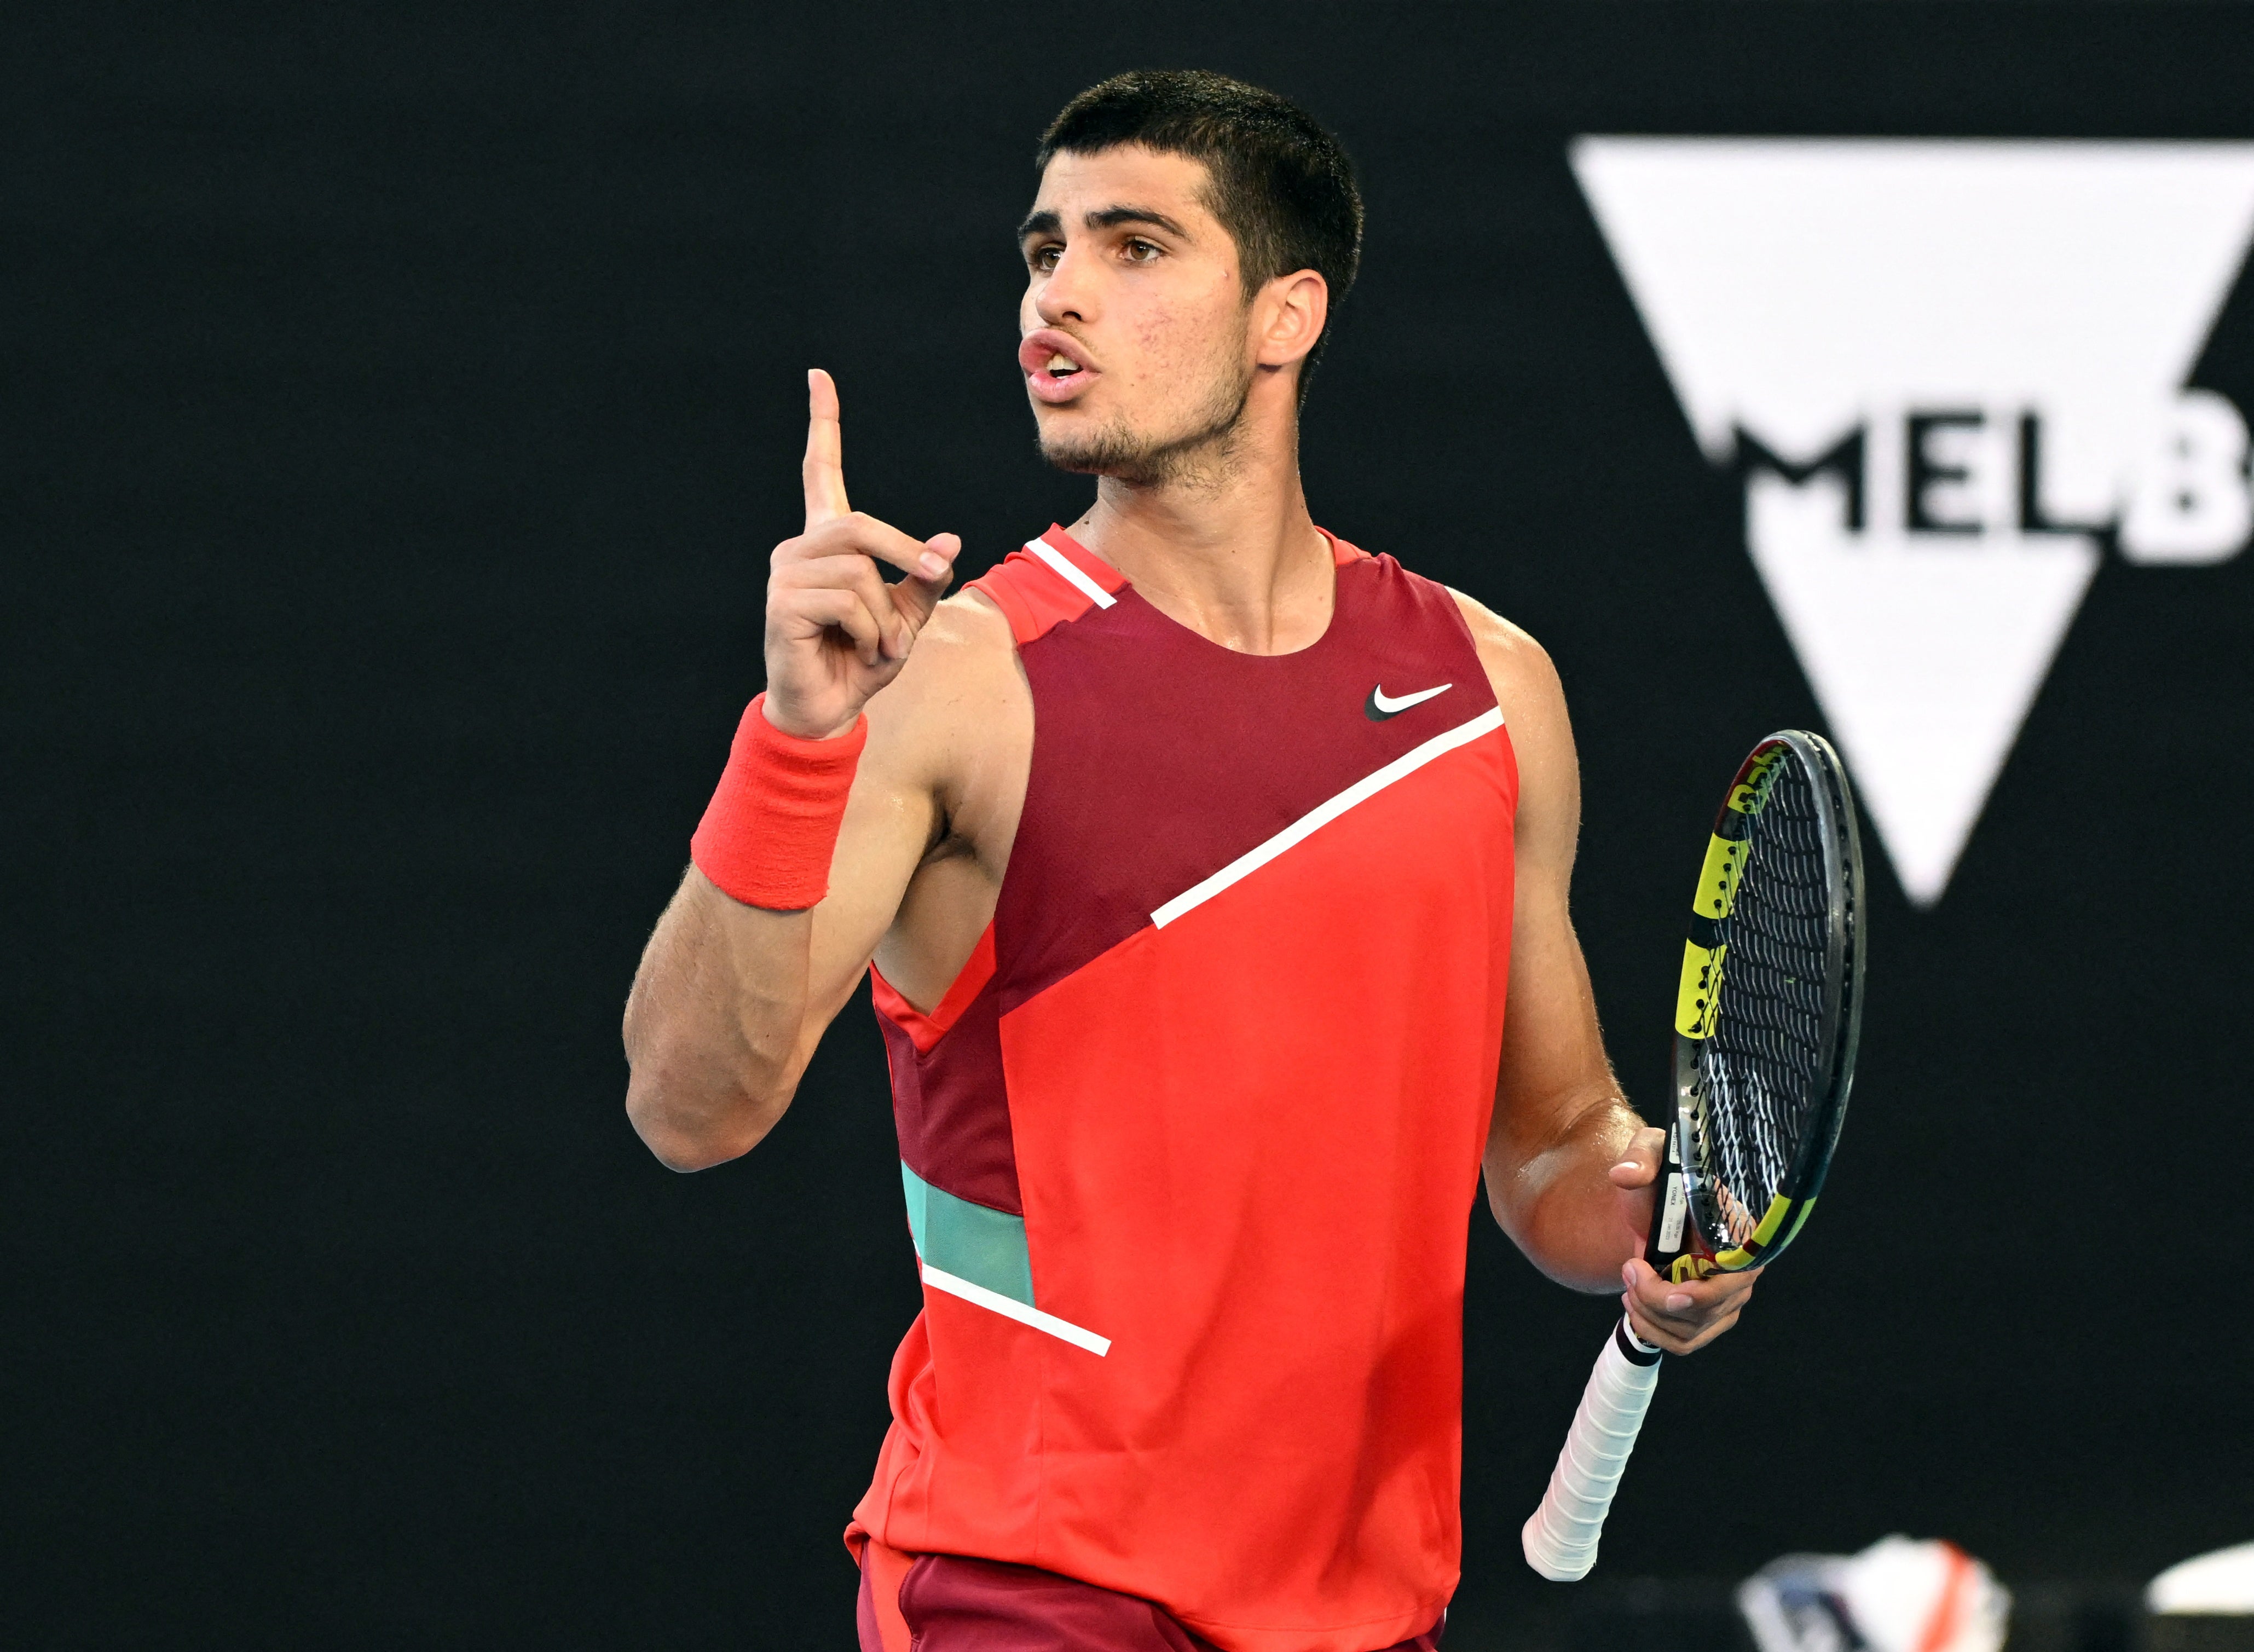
top-left (13, 4), bottom-right (2254, 1646)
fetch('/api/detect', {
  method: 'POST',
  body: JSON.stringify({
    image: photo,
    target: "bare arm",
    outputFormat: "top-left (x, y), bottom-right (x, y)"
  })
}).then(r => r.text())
top-left (620, 713), bottom-right (932, 1170)
top-left (621, 371), bottom-right (979, 1170)
top-left (1460, 594), bottom-right (1756, 1353)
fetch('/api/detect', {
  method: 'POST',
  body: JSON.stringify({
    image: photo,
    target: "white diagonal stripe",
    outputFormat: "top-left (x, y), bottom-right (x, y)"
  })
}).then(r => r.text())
top-left (1151, 706), bottom-right (1505, 929)
top-left (919, 1260), bottom-right (1112, 1356)
top-left (1026, 540), bottom-right (1117, 609)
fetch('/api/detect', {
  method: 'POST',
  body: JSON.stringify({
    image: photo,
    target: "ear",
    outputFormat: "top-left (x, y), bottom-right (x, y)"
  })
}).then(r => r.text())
top-left (1252, 269), bottom-right (1330, 369)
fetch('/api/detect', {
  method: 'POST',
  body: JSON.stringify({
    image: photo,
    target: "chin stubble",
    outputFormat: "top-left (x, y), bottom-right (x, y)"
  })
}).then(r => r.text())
top-left (1037, 359), bottom-right (1255, 490)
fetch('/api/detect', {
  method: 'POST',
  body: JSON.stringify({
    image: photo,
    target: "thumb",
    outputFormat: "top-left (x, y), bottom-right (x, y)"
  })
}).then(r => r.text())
top-left (802, 367), bottom-right (851, 529)
top-left (1608, 1125), bottom-right (1666, 1187)
top-left (888, 533), bottom-right (961, 636)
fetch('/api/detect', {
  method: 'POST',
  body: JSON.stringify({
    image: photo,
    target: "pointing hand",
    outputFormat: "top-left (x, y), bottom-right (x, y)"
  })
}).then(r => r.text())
top-left (763, 369), bottom-right (960, 738)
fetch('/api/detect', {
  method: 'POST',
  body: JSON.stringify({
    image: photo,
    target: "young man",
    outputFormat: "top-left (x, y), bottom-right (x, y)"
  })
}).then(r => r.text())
top-left (623, 71), bottom-right (1758, 1652)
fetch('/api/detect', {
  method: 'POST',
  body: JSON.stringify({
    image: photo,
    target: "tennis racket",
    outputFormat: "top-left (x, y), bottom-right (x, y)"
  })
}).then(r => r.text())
top-left (1521, 729), bottom-right (1866, 1583)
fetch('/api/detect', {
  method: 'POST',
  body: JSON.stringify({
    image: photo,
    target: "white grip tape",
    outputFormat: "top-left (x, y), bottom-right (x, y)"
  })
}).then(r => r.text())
top-left (1520, 1318), bottom-right (1662, 1582)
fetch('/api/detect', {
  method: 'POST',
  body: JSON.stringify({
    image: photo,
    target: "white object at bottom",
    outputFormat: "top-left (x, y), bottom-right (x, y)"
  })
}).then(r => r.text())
top-left (1521, 1318), bottom-right (1662, 1582)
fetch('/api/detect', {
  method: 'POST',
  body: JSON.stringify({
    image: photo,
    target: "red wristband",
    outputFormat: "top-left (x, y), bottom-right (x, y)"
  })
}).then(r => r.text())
top-left (690, 694), bottom-right (868, 911)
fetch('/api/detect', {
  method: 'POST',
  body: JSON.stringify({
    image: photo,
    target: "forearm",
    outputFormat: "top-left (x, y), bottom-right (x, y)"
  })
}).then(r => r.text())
top-left (622, 869), bottom-right (819, 1170)
top-left (620, 372), bottom-right (983, 1171)
top-left (1486, 1086), bottom-right (1649, 1293)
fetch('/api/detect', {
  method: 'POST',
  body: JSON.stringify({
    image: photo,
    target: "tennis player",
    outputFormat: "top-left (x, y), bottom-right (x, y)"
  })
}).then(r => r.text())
top-left (623, 70), bottom-right (1759, 1652)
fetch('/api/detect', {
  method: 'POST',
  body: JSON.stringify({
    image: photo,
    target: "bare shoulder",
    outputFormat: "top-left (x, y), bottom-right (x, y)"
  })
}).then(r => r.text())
top-left (1447, 588), bottom-right (1581, 850)
top-left (1447, 588), bottom-right (1568, 732)
top-left (864, 587), bottom-right (1023, 738)
top-left (857, 581), bottom-right (1031, 831)
top-left (924, 582), bottom-right (1020, 656)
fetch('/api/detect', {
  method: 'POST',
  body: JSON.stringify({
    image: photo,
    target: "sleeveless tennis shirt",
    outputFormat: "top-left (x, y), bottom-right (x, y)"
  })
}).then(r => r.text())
top-left (847, 525), bottom-right (1518, 1652)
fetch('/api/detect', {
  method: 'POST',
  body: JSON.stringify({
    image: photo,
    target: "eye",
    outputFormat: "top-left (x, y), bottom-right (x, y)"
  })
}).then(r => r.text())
top-left (1123, 238), bottom-right (1161, 263)
top-left (1029, 242), bottom-right (1062, 273)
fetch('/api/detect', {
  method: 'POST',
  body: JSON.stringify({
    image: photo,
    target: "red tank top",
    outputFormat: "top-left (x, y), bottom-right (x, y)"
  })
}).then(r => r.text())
top-left (848, 525), bottom-right (1518, 1652)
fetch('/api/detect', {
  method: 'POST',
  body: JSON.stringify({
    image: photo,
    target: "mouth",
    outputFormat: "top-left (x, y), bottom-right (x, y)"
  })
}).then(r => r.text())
top-left (1019, 330), bottom-right (1096, 405)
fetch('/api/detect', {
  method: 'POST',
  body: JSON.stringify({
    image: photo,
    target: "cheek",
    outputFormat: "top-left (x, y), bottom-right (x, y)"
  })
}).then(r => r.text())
top-left (1128, 292), bottom-right (1233, 380)
top-left (1131, 302), bottom-right (1184, 369)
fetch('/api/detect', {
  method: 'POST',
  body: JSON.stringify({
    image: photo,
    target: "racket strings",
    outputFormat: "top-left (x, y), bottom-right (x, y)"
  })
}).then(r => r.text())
top-left (1695, 757), bottom-right (1834, 1246)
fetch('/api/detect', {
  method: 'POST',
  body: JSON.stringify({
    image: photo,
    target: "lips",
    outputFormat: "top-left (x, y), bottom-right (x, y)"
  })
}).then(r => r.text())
top-left (1020, 328), bottom-right (1096, 404)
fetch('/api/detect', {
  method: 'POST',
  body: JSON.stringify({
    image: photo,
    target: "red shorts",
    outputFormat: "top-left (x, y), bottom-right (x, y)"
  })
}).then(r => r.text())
top-left (856, 1541), bottom-right (1446, 1652)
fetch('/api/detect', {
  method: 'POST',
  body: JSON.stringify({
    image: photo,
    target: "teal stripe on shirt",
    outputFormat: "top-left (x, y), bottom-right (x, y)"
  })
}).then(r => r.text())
top-left (900, 1160), bottom-right (1036, 1308)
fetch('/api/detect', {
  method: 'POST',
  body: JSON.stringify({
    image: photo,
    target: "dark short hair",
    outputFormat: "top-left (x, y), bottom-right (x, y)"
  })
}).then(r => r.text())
top-left (1037, 70), bottom-right (1363, 394)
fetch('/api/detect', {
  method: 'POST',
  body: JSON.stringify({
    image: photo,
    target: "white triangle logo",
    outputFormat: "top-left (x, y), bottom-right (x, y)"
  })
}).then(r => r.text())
top-left (1573, 139), bottom-right (2254, 903)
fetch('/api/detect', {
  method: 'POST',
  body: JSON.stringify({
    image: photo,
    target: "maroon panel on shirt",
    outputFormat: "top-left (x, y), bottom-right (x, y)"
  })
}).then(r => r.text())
top-left (997, 548), bottom-right (1495, 1014)
top-left (880, 1553), bottom-right (1446, 1652)
top-left (876, 978), bottom-right (1020, 1215)
top-left (869, 536), bottom-right (1491, 1253)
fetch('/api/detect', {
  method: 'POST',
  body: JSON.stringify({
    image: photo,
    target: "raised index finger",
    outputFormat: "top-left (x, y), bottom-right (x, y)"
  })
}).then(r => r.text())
top-left (803, 368), bottom-right (850, 530)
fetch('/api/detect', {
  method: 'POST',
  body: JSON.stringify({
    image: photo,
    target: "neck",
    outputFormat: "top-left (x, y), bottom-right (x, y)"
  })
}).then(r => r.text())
top-left (1065, 386), bottom-right (1331, 656)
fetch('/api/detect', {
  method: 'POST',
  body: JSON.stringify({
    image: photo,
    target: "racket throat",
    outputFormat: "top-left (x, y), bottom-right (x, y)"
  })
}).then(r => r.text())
top-left (1655, 1145), bottom-right (1689, 1256)
top-left (1645, 1116), bottom-right (1697, 1271)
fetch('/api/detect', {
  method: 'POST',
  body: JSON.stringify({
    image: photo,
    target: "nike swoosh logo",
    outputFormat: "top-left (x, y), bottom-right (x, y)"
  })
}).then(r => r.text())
top-left (1365, 682), bottom-right (1452, 720)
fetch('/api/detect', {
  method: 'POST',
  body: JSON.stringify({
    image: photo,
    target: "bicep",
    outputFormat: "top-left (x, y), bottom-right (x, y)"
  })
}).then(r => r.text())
top-left (1459, 600), bottom-right (1616, 1170)
top-left (794, 708), bottom-right (943, 1041)
top-left (792, 594), bottom-right (1017, 1044)
top-left (1490, 879), bottom-right (1611, 1165)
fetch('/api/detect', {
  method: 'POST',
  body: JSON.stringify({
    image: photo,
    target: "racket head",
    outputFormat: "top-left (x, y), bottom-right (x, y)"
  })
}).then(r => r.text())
top-left (1652, 730), bottom-right (1864, 1281)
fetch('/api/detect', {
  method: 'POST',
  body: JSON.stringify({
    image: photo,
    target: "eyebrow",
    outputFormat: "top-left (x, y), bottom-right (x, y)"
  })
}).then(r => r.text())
top-left (1016, 204), bottom-right (1193, 242)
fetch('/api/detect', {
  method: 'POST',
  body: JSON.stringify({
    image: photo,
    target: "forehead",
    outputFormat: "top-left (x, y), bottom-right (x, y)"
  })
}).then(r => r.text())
top-left (1028, 144), bottom-right (1221, 234)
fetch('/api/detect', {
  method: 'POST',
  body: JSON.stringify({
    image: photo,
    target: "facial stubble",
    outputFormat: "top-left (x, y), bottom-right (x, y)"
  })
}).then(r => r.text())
top-left (1036, 349), bottom-right (1257, 491)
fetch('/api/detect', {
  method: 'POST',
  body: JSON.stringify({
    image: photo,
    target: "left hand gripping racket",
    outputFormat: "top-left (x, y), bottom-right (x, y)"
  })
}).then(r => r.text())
top-left (1521, 730), bottom-right (1866, 1582)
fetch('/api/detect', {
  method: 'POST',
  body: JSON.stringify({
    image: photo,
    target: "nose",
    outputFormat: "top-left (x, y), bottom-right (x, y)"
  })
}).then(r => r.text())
top-left (1033, 242), bottom-right (1096, 327)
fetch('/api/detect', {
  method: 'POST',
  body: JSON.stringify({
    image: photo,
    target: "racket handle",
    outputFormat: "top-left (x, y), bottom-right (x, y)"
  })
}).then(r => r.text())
top-left (1521, 1316), bottom-right (1663, 1582)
